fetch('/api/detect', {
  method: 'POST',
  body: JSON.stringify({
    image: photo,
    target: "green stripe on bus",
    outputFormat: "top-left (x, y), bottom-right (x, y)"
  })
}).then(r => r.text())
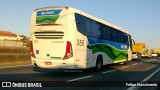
top-left (90, 44), bottom-right (127, 61)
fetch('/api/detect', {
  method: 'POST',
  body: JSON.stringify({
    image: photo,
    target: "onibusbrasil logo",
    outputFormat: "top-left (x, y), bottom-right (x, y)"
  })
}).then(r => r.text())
top-left (2, 82), bottom-right (42, 87)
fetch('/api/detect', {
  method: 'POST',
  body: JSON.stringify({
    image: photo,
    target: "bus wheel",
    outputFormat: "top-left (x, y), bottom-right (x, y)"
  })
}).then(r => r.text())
top-left (122, 55), bottom-right (128, 65)
top-left (94, 55), bottom-right (103, 71)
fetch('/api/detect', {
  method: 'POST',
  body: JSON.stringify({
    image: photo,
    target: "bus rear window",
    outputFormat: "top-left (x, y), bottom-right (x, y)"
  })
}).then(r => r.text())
top-left (36, 10), bottom-right (62, 24)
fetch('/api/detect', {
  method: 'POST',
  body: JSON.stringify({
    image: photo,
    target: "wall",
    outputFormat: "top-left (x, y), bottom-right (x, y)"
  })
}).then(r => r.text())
top-left (0, 40), bottom-right (23, 47)
top-left (0, 36), bottom-right (17, 40)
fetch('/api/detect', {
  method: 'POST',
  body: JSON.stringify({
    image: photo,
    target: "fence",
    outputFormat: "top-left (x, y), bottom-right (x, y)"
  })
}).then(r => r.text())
top-left (0, 45), bottom-right (31, 66)
top-left (0, 40), bottom-right (23, 47)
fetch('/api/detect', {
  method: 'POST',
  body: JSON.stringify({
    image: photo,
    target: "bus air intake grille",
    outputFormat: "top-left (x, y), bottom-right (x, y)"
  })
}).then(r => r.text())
top-left (34, 32), bottom-right (64, 39)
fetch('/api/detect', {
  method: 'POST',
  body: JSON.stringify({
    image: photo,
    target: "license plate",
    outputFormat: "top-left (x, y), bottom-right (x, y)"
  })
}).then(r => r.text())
top-left (45, 62), bottom-right (52, 65)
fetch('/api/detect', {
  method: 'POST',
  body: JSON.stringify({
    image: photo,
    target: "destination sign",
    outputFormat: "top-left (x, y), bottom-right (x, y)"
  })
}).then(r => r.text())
top-left (37, 10), bottom-right (62, 16)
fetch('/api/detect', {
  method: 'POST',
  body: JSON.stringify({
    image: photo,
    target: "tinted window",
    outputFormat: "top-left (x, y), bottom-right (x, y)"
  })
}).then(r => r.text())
top-left (75, 13), bottom-right (128, 43)
top-left (92, 21), bottom-right (100, 38)
top-left (114, 29), bottom-right (118, 42)
top-left (86, 18), bottom-right (93, 37)
top-left (123, 33), bottom-right (128, 43)
top-left (99, 24), bottom-right (106, 39)
top-left (129, 35), bottom-right (132, 50)
top-left (118, 31), bottom-right (123, 43)
top-left (111, 28), bottom-right (118, 41)
top-left (129, 35), bottom-right (132, 45)
top-left (105, 26), bottom-right (111, 40)
top-left (75, 13), bottom-right (86, 35)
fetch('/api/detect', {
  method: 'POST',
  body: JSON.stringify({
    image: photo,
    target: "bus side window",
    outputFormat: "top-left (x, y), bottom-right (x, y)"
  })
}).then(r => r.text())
top-left (99, 24), bottom-right (106, 39)
top-left (111, 28), bottom-right (116, 41)
top-left (92, 21), bottom-right (100, 38)
top-left (129, 35), bottom-right (132, 50)
top-left (114, 29), bottom-right (118, 42)
top-left (118, 31), bottom-right (123, 43)
top-left (75, 13), bottom-right (86, 36)
top-left (105, 26), bottom-right (110, 40)
top-left (86, 18), bottom-right (93, 37)
top-left (123, 33), bottom-right (128, 44)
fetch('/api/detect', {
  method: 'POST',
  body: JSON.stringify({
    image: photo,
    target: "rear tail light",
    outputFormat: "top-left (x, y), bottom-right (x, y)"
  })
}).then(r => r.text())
top-left (30, 41), bottom-right (36, 58)
top-left (63, 41), bottom-right (73, 60)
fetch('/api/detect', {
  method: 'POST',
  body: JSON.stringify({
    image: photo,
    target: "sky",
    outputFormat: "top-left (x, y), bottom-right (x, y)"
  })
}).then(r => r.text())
top-left (0, 0), bottom-right (160, 48)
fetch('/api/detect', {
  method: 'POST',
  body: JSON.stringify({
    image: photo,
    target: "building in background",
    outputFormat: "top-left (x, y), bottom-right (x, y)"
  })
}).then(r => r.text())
top-left (0, 30), bottom-right (24, 47)
top-left (0, 31), bottom-right (17, 40)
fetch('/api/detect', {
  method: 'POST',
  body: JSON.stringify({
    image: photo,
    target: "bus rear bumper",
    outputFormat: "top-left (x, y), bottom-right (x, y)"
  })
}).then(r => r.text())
top-left (33, 66), bottom-right (63, 72)
top-left (31, 57), bottom-right (75, 70)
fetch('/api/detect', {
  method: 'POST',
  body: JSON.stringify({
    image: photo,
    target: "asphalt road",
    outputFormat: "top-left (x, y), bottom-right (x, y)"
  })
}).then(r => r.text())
top-left (0, 57), bottom-right (160, 90)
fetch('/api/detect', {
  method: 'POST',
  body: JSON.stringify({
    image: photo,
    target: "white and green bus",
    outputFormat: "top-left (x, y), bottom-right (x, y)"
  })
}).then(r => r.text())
top-left (30, 6), bottom-right (134, 71)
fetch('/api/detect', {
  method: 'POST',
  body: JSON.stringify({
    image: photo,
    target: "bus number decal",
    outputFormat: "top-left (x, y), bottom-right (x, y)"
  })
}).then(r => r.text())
top-left (77, 39), bottom-right (84, 46)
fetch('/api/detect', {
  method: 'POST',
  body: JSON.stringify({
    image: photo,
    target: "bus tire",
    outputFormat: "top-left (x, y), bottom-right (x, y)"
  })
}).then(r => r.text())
top-left (94, 55), bottom-right (103, 71)
top-left (122, 55), bottom-right (128, 65)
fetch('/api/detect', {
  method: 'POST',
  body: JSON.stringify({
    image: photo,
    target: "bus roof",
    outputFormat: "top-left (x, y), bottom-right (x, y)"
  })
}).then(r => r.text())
top-left (34, 6), bottom-right (129, 34)
top-left (35, 6), bottom-right (68, 10)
